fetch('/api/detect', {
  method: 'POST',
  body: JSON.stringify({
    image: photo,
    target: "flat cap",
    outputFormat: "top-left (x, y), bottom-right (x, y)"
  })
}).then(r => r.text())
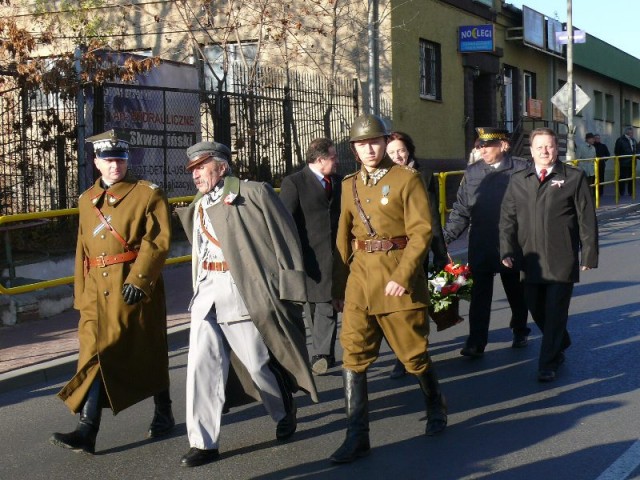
top-left (476, 127), bottom-right (509, 146)
top-left (87, 129), bottom-right (130, 159)
top-left (186, 141), bottom-right (231, 171)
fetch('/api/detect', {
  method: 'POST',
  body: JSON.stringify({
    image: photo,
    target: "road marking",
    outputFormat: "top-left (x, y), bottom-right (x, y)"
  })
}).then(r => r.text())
top-left (596, 439), bottom-right (640, 480)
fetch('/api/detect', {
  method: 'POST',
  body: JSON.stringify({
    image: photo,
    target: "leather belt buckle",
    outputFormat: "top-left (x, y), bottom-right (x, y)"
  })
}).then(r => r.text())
top-left (95, 255), bottom-right (107, 268)
top-left (365, 240), bottom-right (374, 253)
top-left (381, 240), bottom-right (394, 252)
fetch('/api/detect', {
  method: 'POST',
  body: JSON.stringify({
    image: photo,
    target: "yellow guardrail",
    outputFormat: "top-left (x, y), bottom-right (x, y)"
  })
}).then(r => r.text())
top-left (567, 154), bottom-right (637, 208)
top-left (0, 197), bottom-right (195, 296)
top-left (1, 160), bottom-right (637, 297)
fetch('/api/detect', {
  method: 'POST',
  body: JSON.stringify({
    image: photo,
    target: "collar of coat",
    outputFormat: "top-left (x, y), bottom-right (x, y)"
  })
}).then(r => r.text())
top-left (89, 172), bottom-right (138, 207)
top-left (525, 160), bottom-right (569, 181)
top-left (193, 175), bottom-right (241, 205)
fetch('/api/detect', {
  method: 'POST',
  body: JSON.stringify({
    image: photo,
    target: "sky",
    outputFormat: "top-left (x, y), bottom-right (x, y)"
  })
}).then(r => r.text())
top-left (506, 1), bottom-right (640, 60)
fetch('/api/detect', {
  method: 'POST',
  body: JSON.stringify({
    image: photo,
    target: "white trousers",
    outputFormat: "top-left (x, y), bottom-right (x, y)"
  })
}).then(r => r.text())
top-left (186, 310), bottom-right (287, 449)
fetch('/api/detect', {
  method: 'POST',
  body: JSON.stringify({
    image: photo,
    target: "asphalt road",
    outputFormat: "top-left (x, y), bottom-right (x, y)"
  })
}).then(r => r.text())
top-left (1, 209), bottom-right (639, 480)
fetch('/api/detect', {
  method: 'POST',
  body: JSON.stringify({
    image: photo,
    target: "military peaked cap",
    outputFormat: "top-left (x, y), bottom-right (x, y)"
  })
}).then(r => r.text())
top-left (87, 129), bottom-right (130, 159)
top-left (186, 141), bottom-right (231, 171)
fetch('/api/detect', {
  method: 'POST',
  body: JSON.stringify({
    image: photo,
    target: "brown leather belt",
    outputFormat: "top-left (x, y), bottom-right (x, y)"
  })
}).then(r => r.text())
top-left (87, 250), bottom-right (138, 268)
top-left (352, 236), bottom-right (409, 253)
top-left (202, 260), bottom-right (229, 272)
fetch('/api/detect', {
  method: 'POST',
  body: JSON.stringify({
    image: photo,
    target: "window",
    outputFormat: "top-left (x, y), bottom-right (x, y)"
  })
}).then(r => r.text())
top-left (605, 94), bottom-right (615, 122)
top-left (633, 102), bottom-right (640, 127)
top-left (523, 71), bottom-right (536, 115)
top-left (593, 90), bottom-right (603, 120)
top-left (623, 99), bottom-right (632, 125)
top-left (419, 39), bottom-right (441, 101)
top-left (203, 43), bottom-right (258, 91)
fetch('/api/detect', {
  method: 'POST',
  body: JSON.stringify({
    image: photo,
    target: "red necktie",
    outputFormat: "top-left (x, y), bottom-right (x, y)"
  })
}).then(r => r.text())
top-left (539, 169), bottom-right (547, 183)
top-left (323, 176), bottom-right (332, 199)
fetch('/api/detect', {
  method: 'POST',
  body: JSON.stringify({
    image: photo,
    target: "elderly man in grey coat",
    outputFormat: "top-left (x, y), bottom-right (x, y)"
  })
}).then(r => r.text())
top-left (176, 141), bottom-right (318, 468)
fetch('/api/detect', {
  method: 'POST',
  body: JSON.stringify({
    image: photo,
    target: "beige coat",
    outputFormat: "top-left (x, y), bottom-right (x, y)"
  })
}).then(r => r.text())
top-left (57, 174), bottom-right (171, 414)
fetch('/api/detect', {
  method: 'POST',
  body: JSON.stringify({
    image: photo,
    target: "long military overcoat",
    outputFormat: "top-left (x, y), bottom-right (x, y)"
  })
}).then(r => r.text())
top-left (499, 161), bottom-right (599, 283)
top-left (279, 166), bottom-right (342, 303)
top-left (58, 174), bottom-right (171, 414)
top-left (332, 158), bottom-right (432, 314)
top-left (177, 178), bottom-right (319, 408)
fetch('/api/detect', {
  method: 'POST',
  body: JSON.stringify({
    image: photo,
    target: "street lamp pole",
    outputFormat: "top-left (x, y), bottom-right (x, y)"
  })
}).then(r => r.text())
top-left (367, 0), bottom-right (380, 116)
top-left (566, 0), bottom-right (575, 161)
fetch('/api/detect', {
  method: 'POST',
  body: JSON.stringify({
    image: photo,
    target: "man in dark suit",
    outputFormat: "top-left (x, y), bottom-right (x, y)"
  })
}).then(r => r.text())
top-left (500, 127), bottom-right (598, 383)
top-left (280, 138), bottom-right (342, 375)
top-left (613, 127), bottom-right (637, 196)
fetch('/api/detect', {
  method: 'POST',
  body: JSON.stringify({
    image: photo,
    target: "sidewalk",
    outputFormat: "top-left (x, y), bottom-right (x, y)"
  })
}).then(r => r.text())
top-left (1, 193), bottom-right (638, 393)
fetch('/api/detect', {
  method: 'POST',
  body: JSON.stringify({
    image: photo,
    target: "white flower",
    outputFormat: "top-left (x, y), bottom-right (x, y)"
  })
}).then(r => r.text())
top-left (454, 276), bottom-right (467, 286)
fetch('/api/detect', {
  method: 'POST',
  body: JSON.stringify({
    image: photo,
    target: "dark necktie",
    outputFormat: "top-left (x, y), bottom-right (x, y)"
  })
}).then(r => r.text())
top-left (539, 169), bottom-right (547, 183)
top-left (323, 176), bottom-right (332, 199)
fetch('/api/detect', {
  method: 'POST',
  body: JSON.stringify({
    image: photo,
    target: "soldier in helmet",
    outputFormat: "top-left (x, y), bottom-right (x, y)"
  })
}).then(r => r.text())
top-left (50, 130), bottom-right (174, 455)
top-left (330, 114), bottom-right (448, 464)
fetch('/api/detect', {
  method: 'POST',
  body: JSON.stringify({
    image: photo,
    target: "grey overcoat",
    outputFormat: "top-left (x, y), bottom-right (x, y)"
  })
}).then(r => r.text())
top-left (177, 177), bottom-right (319, 407)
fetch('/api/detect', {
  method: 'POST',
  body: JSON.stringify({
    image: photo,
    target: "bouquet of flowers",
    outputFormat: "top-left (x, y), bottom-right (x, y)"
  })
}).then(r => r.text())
top-left (427, 259), bottom-right (473, 331)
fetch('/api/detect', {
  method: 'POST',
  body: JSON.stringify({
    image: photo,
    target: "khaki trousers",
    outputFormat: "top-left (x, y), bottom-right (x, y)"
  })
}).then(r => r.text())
top-left (340, 302), bottom-right (430, 374)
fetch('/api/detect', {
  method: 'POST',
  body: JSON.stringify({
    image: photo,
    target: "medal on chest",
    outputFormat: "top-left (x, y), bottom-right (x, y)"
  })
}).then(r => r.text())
top-left (381, 185), bottom-right (390, 205)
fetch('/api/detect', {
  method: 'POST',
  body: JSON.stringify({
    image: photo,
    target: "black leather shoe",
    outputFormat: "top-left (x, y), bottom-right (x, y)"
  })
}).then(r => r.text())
top-left (276, 402), bottom-right (297, 440)
top-left (311, 355), bottom-right (335, 375)
top-left (460, 345), bottom-right (484, 358)
top-left (389, 359), bottom-right (407, 379)
top-left (512, 333), bottom-right (529, 349)
top-left (537, 370), bottom-right (556, 382)
top-left (179, 447), bottom-right (220, 467)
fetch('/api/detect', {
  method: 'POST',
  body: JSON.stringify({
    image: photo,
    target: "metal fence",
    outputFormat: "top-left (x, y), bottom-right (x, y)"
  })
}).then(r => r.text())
top-left (1, 64), bottom-right (392, 216)
top-left (0, 74), bottom-right (78, 216)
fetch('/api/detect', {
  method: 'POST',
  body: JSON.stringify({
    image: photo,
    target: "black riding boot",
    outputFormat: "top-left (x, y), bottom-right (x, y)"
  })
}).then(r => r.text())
top-left (330, 369), bottom-right (370, 464)
top-left (270, 361), bottom-right (297, 441)
top-left (416, 362), bottom-right (448, 436)
top-left (50, 378), bottom-right (103, 454)
top-left (147, 388), bottom-right (176, 438)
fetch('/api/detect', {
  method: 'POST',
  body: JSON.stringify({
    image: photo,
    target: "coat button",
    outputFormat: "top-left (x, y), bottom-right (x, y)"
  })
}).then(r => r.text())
top-left (366, 199), bottom-right (370, 203)
top-left (366, 215), bottom-right (371, 220)
top-left (101, 252), bottom-right (106, 256)
top-left (100, 234), bottom-right (106, 239)
top-left (137, 273), bottom-right (143, 278)
top-left (103, 290), bottom-right (109, 296)
top-left (102, 272), bottom-right (108, 277)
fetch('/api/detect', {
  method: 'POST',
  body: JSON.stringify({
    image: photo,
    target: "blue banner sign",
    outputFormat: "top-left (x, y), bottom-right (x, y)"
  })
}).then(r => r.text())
top-left (459, 25), bottom-right (495, 53)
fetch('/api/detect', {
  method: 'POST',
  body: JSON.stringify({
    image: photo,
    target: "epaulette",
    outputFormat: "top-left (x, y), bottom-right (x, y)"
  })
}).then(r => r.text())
top-left (79, 185), bottom-right (95, 199)
top-left (342, 171), bottom-right (358, 181)
top-left (399, 165), bottom-right (419, 174)
top-left (139, 179), bottom-right (160, 190)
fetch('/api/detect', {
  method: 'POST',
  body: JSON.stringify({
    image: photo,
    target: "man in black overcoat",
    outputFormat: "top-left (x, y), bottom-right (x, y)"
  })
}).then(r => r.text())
top-left (280, 138), bottom-right (342, 375)
top-left (443, 127), bottom-right (530, 358)
top-left (500, 127), bottom-right (598, 382)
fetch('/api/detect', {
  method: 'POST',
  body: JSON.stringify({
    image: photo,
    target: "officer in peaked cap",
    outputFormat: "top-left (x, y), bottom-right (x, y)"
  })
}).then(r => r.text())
top-left (443, 125), bottom-right (529, 361)
top-left (329, 113), bottom-right (447, 464)
top-left (50, 130), bottom-right (175, 455)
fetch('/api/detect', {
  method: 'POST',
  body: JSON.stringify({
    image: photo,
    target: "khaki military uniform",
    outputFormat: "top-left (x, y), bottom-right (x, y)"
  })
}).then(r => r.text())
top-left (332, 157), bottom-right (433, 374)
top-left (58, 174), bottom-right (171, 414)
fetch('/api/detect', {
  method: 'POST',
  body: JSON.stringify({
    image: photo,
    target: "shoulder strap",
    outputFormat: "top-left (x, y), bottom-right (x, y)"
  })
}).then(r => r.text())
top-left (93, 206), bottom-right (132, 251)
top-left (352, 174), bottom-right (377, 237)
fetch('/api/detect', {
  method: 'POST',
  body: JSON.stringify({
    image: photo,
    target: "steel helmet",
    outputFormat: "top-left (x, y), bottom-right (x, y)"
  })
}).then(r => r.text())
top-left (349, 114), bottom-right (388, 142)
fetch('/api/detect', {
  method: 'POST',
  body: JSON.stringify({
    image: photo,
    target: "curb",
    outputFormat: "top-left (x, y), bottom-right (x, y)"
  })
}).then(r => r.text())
top-left (0, 323), bottom-right (191, 394)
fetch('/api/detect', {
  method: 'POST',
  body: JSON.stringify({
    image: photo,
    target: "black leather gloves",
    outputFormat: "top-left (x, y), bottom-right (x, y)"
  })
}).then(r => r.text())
top-left (122, 284), bottom-right (144, 305)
